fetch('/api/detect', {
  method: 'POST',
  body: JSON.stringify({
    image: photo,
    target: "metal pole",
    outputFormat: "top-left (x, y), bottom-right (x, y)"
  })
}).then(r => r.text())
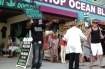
top-left (29, 19), bottom-right (33, 37)
top-left (30, 0), bottom-right (34, 3)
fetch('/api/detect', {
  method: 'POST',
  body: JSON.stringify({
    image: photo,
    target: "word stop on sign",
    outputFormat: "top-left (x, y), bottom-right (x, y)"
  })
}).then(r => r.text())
top-left (45, 0), bottom-right (66, 5)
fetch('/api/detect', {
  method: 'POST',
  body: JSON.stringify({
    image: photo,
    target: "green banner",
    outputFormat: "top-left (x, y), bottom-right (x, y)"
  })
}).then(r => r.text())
top-left (0, 0), bottom-right (43, 19)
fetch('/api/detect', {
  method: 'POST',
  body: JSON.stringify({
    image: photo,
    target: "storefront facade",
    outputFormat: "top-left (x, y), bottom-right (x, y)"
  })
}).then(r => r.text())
top-left (0, 0), bottom-right (77, 47)
top-left (0, 0), bottom-right (105, 51)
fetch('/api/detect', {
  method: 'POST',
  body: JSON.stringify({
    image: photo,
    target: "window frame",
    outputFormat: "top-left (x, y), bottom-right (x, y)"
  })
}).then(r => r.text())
top-left (92, 0), bottom-right (104, 5)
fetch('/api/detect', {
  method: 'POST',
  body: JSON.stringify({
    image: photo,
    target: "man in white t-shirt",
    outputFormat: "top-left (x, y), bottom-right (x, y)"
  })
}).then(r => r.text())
top-left (3, 35), bottom-right (12, 56)
top-left (8, 37), bottom-right (20, 58)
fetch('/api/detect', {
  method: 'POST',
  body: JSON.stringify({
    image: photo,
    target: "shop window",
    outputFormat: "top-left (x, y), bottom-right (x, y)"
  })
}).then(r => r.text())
top-left (92, 0), bottom-right (105, 5)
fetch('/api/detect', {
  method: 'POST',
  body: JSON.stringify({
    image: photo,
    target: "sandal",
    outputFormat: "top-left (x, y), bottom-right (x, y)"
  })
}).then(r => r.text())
top-left (92, 64), bottom-right (98, 67)
top-left (80, 64), bottom-right (85, 66)
top-left (90, 66), bottom-right (93, 69)
top-left (100, 65), bottom-right (105, 68)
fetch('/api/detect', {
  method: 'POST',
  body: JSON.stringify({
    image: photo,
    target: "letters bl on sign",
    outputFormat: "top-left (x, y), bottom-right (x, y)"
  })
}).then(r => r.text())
top-left (35, 0), bottom-right (105, 16)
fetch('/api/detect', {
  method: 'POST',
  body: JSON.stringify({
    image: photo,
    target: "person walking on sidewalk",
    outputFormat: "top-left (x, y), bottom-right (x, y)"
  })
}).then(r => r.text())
top-left (60, 30), bottom-right (67, 63)
top-left (27, 17), bottom-right (59, 69)
top-left (79, 25), bottom-right (92, 66)
top-left (86, 20), bottom-right (105, 68)
top-left (62, 21), bottom-right (87, 69)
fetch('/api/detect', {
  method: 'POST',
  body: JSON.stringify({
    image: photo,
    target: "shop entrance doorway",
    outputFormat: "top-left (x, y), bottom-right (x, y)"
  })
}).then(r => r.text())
top-left (42, 12), bottom-right (76, 60)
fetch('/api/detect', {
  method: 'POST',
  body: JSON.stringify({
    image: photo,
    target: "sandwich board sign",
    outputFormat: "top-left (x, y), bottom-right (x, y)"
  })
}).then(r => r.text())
top-left (16, 37), bottom-right (33, 69)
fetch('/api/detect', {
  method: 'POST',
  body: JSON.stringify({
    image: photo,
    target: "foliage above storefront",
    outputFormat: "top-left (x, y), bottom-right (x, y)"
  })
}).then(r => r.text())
top-left (0, 0), bottom-right (39, 9)
top-left (0, 0), bottom-right (43, 19)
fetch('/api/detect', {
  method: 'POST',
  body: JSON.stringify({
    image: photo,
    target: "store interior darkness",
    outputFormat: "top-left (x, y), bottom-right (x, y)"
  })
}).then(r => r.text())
top-left (99, 24), bottom-right (105, 55)
top-left (0, 7), bottom-right (23, 23)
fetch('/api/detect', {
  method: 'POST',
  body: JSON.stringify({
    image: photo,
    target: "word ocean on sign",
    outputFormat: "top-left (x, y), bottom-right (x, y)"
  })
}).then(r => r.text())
top-left (68, 0), bottom-right (105, 16)
top-left (36, 0), bottom-right (105, 16)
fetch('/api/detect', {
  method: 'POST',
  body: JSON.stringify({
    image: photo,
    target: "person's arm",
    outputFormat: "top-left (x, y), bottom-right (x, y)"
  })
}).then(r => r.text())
top-left (27, 17), bottom-right (32, 29)
top-left (45, 19), bottom-right (59, 26)
top-left (85, 28), bottom-right (91, 39)
top-left (87, 36), bottom-right (91, 47)
top-left (15, 44), bottom-right (20, 47)
top-left (62, 30), bottom-right (69, 41)
top-left (79, 29), bottom-right (87, 40)
top-left (99, 27), bottom-right (104, 39)
top-left (85, 28), bottom-right (91, 47)
top-left (14, 43), bottom-right (20, 47)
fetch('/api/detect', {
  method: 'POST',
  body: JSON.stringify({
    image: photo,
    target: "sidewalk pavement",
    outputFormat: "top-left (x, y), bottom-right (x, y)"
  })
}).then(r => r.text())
top-left (0, 56), bottom-right (105, 69)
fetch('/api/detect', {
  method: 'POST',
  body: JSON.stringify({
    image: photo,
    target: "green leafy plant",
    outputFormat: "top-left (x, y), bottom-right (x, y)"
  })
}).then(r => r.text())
top-left (6, 0), bottom-right (16, 7)
top-left (19, 37), bottom-right (24, 41)
top-left (15, 24), bottom-right (22, 38)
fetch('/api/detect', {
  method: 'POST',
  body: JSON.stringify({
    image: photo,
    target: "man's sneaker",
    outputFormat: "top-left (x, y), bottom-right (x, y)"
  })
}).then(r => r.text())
top-left (7, 56), bottom-right (13, 58)
top-left (3, 54), bottom-right (9, 57)
top-left (32, 67), bottom-right (40, 69)
top-left (36, 68), bottom-right (40, 69)
top-left (31, 68), bottom-right (36, 69)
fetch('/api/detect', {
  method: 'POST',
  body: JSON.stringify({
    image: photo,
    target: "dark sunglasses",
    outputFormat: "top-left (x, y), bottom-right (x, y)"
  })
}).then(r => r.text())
top-left (93, 22), bottom-right (98, 24)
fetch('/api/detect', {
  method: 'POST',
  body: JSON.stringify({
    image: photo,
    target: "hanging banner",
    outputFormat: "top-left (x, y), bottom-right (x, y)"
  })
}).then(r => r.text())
top-left (23, 7), bottom-right (43, 19)
top-left (34, 0), bottom-right (105, 17)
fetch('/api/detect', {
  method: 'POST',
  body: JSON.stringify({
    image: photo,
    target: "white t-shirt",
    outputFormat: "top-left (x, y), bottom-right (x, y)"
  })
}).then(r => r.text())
top-left (13, 38), bottom-right (20, 45)
top-left (16, 39), bottom-right (20, 44)
top-left (8, 39), bottom-right (12, 44)
top-left (85, 22), bottom-right (89, 27)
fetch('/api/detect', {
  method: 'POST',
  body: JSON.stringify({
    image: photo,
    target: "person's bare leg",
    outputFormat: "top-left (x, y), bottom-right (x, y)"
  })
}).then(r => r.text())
top-left (90, 56), bottom-right (98, 66)
top-left (10, 50), bottom-right (13, 57)
top-left (90, 56), bottom-right (93, 66)
top-left (63, 46), bottom-right (66, 63)
top-left (60, 46), bottom-right (64, 63)
top-left (80, 55), bottom-right (84, 66)
top-left (99, 55), bottom-right (104, 66)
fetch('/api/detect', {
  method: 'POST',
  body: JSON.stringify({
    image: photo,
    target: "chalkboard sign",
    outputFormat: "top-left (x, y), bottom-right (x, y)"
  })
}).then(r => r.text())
top-left (23, 5), bottom-right (43, 19)
top-left (16, 37), bottom-right (33, 69)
